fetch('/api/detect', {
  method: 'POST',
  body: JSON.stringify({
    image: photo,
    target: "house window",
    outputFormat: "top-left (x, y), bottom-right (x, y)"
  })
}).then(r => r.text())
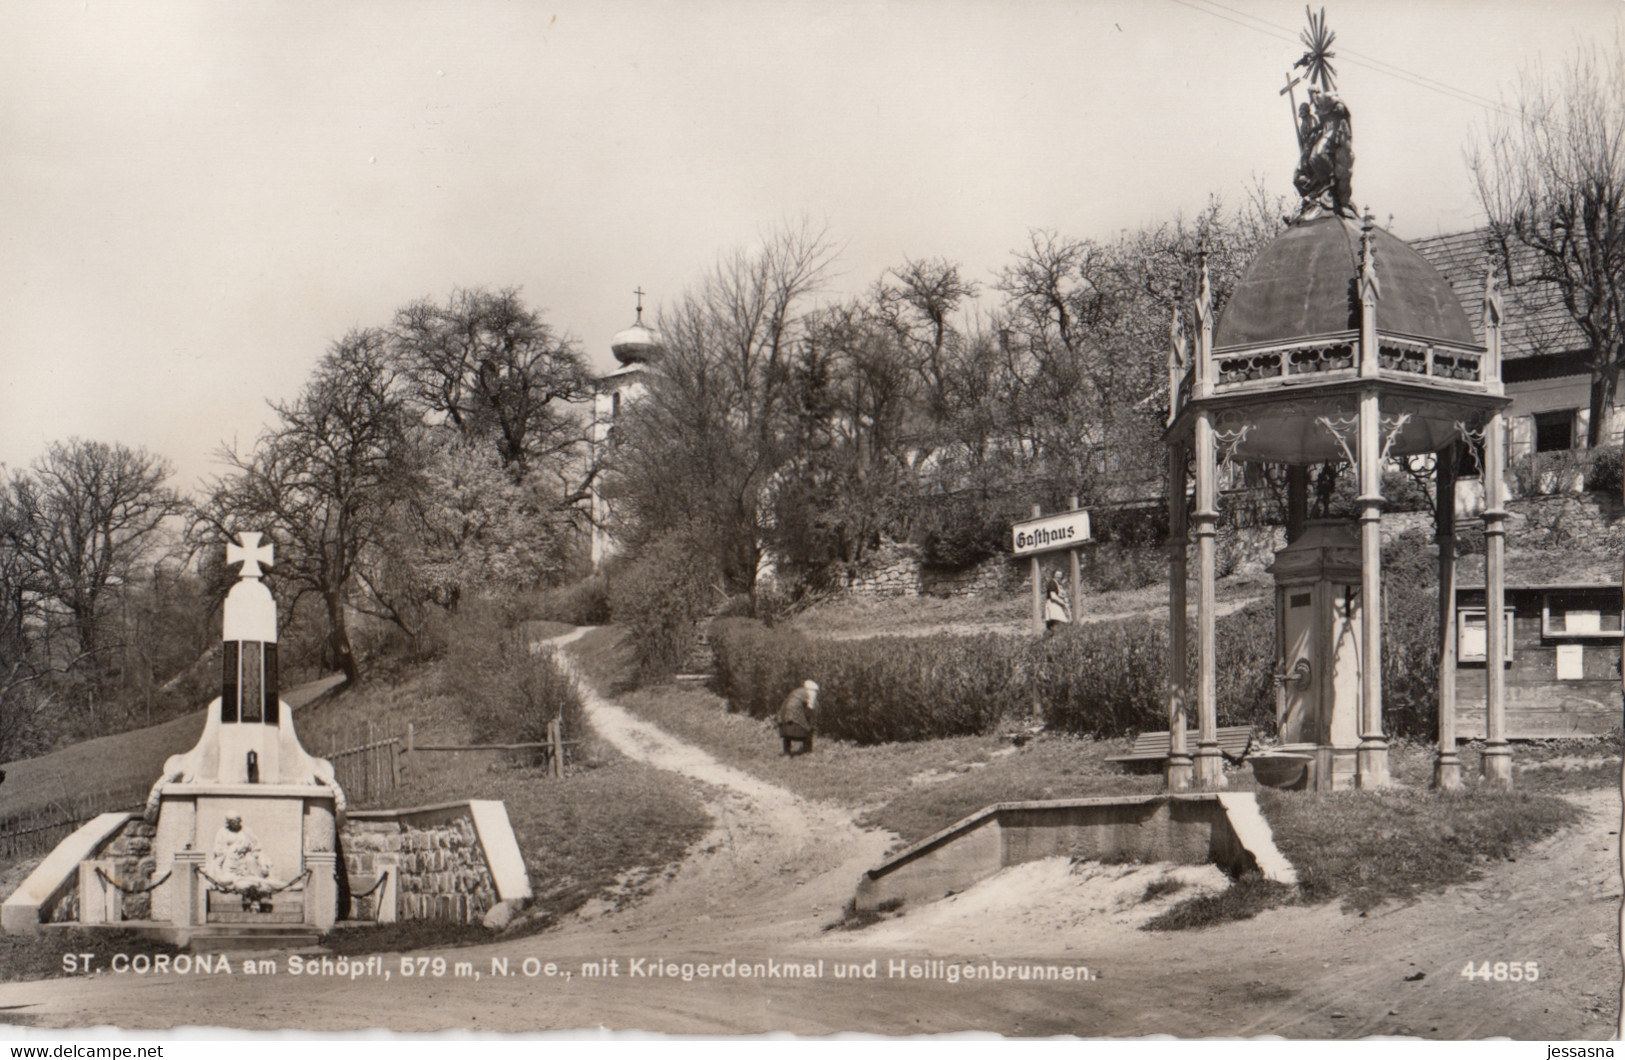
top-left (1457, 608), bottom-right (1514, 663)
top-left (1542, 593), bottom-right (1624, 639)
top-left (1533, 410), bottom-right (1575, 452)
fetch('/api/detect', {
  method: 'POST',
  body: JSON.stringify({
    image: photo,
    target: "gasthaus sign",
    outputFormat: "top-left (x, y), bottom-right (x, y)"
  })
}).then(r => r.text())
top-left (1011, 510), bottom-right (1092, 557)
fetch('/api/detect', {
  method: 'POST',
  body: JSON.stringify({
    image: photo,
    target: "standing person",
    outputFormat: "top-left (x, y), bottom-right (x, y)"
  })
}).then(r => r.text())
top-left (777, 679), bottom-right (819, 756)
top-left (1044, 569), bottom-right (1072, 632)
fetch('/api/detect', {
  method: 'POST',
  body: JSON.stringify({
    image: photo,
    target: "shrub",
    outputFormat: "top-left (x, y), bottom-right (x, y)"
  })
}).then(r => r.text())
top-left (710, 619), bottom-right (1019, 743)
top-left (1038, 601), bottom-right (1276, 737)
top-left (1091, 502), bottom-right (1166, 548)
top-left (1032, 618), bottom-right (1167, 735)
top-left (1531, 443), bottom-right (1625, 497)
top-left (523, 575), bottom-right (611, 626)
top-left (1382, 466), bottom-right (1434, 513)
top-left (916, 491), bottom-right (1026, 568)
top-left (709, 618), bottom-right (805, 719)
top-left (1083, 543), bottom-right (1166, 592)
top-left (438, 600), bottom-right (587, 745)
top-left (828, 633), bottom-right (1018, 743)
top-left (1211, 601), bottom-right (1277, 730)
top-left (1509, 448), bottom-right (1593, 497)
top-left (1381, 530), bottom-right (1442, 738)
top-left (608, 532), bottom-right (720, 681)
top-left (716, 601), bottom-right (1280, 745)
top-left (1585, 444), bottom-right (1623, 495)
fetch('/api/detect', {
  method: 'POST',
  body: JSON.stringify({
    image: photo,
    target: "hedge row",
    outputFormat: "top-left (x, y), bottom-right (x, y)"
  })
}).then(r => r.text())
top-left (709, 603), bottom-right (1279, 745)
top-left (709, 620), bottom-right (1017, 744)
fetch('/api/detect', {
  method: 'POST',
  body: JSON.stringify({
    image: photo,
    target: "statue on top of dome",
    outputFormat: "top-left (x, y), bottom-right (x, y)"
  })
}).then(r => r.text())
top-left (1293, 87), bottom-right (1355, 219)
top-left (1281, 6), bottom-right (1356, 221)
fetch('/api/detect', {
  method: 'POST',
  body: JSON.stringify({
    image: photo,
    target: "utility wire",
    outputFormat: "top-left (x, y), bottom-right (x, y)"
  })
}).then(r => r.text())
top-left (1204, 0), bottom-right (1518, 115)
top-left (1165, 0), bottom-right (1520, 120)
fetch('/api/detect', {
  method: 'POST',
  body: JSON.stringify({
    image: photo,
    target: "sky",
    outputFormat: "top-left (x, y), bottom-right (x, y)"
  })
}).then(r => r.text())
top-left (2, 0), bottom-right (1619, 492)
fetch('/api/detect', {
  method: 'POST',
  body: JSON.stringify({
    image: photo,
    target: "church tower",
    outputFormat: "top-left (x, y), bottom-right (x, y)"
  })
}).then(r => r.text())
top-left (590, 290), bottom-right (662, 569)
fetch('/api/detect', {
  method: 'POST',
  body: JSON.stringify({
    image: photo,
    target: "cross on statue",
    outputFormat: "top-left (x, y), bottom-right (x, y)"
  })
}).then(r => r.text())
top-left (226, 532), bottom-right (274, 579)
top-left (1280, 71), bottom-right (1305, 147)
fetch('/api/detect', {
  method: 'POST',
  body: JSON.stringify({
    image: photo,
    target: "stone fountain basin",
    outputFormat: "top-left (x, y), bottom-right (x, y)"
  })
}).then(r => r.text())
top-left (1250, 752), bottom-right (1314, 791)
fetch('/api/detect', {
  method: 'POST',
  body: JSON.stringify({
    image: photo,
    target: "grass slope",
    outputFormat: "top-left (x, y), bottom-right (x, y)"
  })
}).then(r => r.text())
top-left (0, 675), bottom-right (345, 818)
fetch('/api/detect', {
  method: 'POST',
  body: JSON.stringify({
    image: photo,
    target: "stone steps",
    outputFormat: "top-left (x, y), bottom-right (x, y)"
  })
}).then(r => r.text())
top-left (188, 924), bottom-right (322, 952)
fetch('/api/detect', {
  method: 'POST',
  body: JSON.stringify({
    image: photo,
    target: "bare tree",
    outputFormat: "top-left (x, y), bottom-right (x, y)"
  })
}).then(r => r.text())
top-left (773, 298), bottom-right (920, 572)
top-left (12, 439), bottom-right (180, 660)
top-left (0, 473), bottom-right (47, 758)
top-left (608, 220), bottom-right (836, 595)
top-left (1471, 42), bottom-right (1625, 447)
top-left (390, 287), bottom-right (595, 476)
top-left (873, 257), bottom-right (979, 428)
top-left (196, 330), bottom-right (416, 684)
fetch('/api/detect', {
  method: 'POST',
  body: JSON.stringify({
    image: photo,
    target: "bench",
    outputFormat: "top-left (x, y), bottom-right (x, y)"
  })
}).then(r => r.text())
top-left (1104, 726), bottom-right (1254, 771)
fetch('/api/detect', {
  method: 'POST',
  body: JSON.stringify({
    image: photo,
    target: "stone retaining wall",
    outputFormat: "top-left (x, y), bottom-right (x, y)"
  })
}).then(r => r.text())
top-left (845, 544), bottom-right (1019, 600)
top-left (341, 806), bottom-right (498, 924)
top-left (42, 817), bottom-right (156, 924)
top-left (922, 558), bottom-right (1020, 597)
top-left (843, 543), bottom-right (922, 598)
top-left (1505, 492), bottom-right (1623, 551)
top-left (105, 819), bottom-right (157, 921)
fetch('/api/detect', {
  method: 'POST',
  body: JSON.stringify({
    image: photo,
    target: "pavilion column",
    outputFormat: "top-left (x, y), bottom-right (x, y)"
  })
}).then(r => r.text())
top-left (1355, 388), bottom-right (1390, 788)
top-left (1482, 411), bottom-right (1513, 786)
top-left (1166, 440), bottom-right (1193, 792)
top-left (1353, 213), bottom-right (1389, 789)
top-left (1192, 411), bottom-right (1225, 789)
top-left (1433, 441), bottom-right (1463, 790)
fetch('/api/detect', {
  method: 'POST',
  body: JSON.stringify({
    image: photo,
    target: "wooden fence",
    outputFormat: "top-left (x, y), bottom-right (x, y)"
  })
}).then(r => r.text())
top-left (404, 718), bottom-right (573, 779)
top-left (0, 781), bottom-right (150, 862)
top-left (325, 719), bottom-right (574, 803)
top-left (328, 723), bottom-right (402, 806)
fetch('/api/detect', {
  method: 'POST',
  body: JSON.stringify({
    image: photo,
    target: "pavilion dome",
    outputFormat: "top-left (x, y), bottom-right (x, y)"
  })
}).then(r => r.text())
top-left (610, 304), bottom-right (661, 366)
top-left (1215, 215), bottom-right (1475, 349)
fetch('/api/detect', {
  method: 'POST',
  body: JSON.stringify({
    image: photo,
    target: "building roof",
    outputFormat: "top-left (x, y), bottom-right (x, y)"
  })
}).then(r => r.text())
top-left (1408, 228), bottom-right (1588, 361)
top-left (1216, 216), bottom-right (1475, 348)
top-left (595, 361), bottom-right (648, 388)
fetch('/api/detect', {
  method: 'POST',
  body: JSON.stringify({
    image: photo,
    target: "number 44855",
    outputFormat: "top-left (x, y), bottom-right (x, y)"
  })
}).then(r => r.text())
top-left (1461, 961), bottom-right (1538, 982)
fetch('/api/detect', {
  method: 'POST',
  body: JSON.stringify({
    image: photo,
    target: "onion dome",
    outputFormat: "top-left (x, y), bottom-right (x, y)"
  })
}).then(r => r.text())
top-left (610, 292), bottom-right (661, 366)
top-left (1216, 215), bottom-right (1474, 349)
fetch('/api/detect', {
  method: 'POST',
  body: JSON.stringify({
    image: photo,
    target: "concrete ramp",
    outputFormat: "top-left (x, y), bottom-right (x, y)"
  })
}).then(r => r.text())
top-left (2, 812), bottom-right (133, 934)
top-left (855, 792), bottom-right (1295, 912)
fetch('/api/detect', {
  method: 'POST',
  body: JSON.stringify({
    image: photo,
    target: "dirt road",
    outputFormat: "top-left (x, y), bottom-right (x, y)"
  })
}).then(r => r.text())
top-left (0, 643), bottom-right (1617, 1038)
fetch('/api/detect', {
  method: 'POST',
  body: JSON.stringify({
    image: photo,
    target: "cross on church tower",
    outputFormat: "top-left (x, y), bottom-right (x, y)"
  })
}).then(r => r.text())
top-left (633, 286), bottom-right (646, 323)
top-left (226, 532), bottom-right (274, 579)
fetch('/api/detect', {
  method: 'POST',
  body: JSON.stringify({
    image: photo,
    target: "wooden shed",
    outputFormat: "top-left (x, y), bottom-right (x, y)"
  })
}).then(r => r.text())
top-left (1453, 582), bottom-right (1623, 738)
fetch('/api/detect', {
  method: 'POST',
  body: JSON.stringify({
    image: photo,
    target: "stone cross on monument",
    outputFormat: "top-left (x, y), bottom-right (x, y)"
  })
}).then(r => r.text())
top-left (226, 531), bottom-right (274, 579)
